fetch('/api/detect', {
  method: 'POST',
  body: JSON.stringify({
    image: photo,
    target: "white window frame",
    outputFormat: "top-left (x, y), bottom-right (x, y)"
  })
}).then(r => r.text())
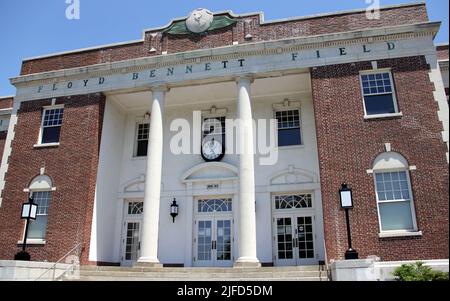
top-left (359, 69), bottom-right (403, 120)
top-left (35, 104), bottom-right (64, 148)
top-left (133, 121), bottom-right (150, 158)
top-left (19, 189), bottom-right (54, 245)
top-left (373, 168), bottom-right (419, 236)
top-left (273, 102), bottom-right (303, 149)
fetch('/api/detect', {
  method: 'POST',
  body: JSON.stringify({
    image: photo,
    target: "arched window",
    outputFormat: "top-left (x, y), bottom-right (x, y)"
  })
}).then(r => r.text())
top-left (26, 175), bottom-right (54, 241)
top-left (372, 152), bottom-right (418, 233)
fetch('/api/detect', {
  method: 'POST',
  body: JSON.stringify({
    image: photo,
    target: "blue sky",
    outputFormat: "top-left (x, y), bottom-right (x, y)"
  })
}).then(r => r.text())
top-left (0, 0), bottom-right (448, 96)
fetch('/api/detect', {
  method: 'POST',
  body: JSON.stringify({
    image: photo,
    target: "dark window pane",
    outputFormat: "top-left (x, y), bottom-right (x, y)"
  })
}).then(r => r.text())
top-left (42, 127), bottom-right (61, 144)
top-left (364, 94), bottom-right (396, 115)
top-left (136, 140), bottom-right (148, 157)
top-left (278, 128), bottom-right (301, 146)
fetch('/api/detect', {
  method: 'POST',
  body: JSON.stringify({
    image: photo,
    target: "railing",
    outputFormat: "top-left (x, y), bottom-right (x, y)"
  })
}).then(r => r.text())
top-left (33, 243), bottom-right (82, 281)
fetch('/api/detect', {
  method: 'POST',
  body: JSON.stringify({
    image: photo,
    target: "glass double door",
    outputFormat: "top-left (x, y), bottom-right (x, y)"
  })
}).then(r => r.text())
top-left (194, 216), bottom-right (233, 267)
top-left (274, 214), bottom-right (316, 266)
top-left (121, 220), bottom-right (142, 266)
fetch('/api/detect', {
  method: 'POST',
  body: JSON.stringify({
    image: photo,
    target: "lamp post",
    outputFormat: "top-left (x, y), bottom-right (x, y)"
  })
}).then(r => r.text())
top-left (15, 196), bottom-right (38, 261)
top-left (339, 183), bottom-right (359, 260)
top-left (170, 198), bottom-right (179, 223)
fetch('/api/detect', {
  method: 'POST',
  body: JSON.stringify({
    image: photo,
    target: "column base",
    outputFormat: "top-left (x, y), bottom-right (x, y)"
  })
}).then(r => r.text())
top-left (233, 258), bottom-right (261, 268)
top-left (135, 257), bottom-right (163, 268)
top-left (134, 262), bottom-right (163, 268)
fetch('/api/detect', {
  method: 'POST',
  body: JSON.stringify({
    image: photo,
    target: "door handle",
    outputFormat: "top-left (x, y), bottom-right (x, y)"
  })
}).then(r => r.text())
top-left (138, 242), bottom-right (141, 250)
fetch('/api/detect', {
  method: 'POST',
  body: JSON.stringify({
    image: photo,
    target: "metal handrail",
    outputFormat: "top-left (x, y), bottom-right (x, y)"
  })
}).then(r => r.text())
top-left (33, 242), bottom-right (82, 281)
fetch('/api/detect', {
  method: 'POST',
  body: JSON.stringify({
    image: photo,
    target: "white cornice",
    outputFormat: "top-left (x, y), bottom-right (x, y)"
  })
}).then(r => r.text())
top-left (21, 2), bottom-right (426, 62)
top-left (10, 22), bottom-right (440, 87)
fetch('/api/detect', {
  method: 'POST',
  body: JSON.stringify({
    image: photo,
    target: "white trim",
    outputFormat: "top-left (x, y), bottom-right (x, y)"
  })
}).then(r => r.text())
top-left (23, 187), bottom-right (56, 192)
top-left (0, 108), bottom-right (12, 116)
top-left (373, 169), bottom-right (419, 233)
top-left (425, 54), bottom-right (449, 162)
top-left (10, 22), bottom-right (441, 87)
top-left (364, 112), bottom-right (404, 120)
top-left (378, 231), bottom-right (423, 238)
top-left (42, 104), bottom-right (64, 110)
top-left (359, 69), bottom-right (401, 118)
top-left (17, 239), bottom-right (46, 245)
top-left (33, 142), bottom-right (60, 149)
top-left (273, 103), bottom-right (303, 148)
top-left (37, 106), bottom-right (64, 146)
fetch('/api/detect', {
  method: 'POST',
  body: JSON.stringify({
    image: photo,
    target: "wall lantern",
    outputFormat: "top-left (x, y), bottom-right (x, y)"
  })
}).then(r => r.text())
top-left (15, 196), bottom-right (38, 261)
top-left (339, 183), bottom-right (359, 260)
top-left (170, 198), bottom-right (179, 223)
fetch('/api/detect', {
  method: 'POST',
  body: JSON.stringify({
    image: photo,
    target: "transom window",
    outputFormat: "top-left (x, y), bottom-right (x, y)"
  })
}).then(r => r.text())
top-left (127, 202), bottom-right (143, 215)
top-left (275, 110), bottom-right (301, 146)
top-left (375, 171), bottom-right (415, 231)
top-left (134, 123), bottom-right (149, 157)
top-left (198, 198), bottom-right (232, 213)
top-left (275, 194), bottom-right (312, 210)
top-left (28, 191), bottom-right (52, 240)
top-left (41, 107), bottom-right (64, 144)
top-left (360, 71), bottom-right (398, 116)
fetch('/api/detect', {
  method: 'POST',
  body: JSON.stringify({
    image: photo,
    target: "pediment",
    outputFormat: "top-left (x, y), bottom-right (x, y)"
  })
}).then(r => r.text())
top-left (269, 166), bottom-right (318, 186)
top-left (181, 162), bottom-right (238, 183)
top-left (123, 174), bottom-right (146, 193)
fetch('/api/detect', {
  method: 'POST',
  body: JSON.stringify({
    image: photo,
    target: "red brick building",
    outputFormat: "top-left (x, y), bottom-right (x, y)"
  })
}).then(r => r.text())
top-left (0, 2), bottom-right (448, 277)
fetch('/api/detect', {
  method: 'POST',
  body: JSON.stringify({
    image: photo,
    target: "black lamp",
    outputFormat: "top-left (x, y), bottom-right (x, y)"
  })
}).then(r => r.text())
top-left (170, 198), bottom-right (179, 223)
top-left (15, 196), bottom-right (38, 261)
top-left (339, 183), bottom-right (359, 260)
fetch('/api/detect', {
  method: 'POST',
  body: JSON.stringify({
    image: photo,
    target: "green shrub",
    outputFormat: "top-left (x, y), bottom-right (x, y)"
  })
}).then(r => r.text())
top-left (393, 262), bottom-right (449, 281)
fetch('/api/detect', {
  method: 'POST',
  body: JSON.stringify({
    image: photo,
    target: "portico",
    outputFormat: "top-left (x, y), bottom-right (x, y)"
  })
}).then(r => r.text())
top-left (136, 76), bottom-right (261, 268)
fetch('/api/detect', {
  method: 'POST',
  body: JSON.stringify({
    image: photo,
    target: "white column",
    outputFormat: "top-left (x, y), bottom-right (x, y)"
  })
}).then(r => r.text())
top-left (137, 86), bottom-right (168, 267)
top-left (235, 76), bottom-right (261, 268)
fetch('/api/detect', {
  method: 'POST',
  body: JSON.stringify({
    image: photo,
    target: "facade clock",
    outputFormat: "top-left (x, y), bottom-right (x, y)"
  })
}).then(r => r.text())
top-left (201, 137), bottom-right (224, 162)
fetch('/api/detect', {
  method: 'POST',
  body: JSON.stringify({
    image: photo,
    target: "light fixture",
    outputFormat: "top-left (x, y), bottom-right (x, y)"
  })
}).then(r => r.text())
top-left (144, 112), bottom-right (151, 120)
top-left (170, 198), bottom-right (179, 223)
top-left (15, 196), bottom-right (38, 261)
top-left (339, 183), bottom-right (358, 260)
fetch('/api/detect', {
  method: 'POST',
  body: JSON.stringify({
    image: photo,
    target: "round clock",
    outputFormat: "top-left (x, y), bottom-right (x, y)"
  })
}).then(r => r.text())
top-left (201, 138), bottom-right (224, 162)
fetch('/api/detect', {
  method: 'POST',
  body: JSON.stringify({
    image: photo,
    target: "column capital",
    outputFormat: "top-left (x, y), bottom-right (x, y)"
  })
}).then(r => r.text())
top-left (235, 74), bottom-right (255, 84)
top-left (150, 85), bottom-right (170, 93)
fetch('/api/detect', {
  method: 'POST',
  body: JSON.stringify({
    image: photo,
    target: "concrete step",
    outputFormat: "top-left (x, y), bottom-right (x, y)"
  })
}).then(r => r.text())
top-left (69, 276), bottom-right (328, 281)
top-left (64, 265), bottom-right (328, 281)
top-left (76, 270), bottom-right (323, 278)
top-left (79, 265), bottom-right (322, 272)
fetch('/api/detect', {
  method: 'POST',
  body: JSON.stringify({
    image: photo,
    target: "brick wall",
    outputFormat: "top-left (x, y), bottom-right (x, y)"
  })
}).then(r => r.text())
top-left (20, 3), bottom-right (428, 75)
top-left (437, 44), bottom-right (449, 61)
top-left (0, 93), bottom-right (105, 264)
top-left (311, 56), bottom-right (449, 261)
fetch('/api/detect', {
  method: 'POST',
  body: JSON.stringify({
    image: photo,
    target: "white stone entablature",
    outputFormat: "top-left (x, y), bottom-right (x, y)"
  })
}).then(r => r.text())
top-left (10, 22), bottom-right (440, 102)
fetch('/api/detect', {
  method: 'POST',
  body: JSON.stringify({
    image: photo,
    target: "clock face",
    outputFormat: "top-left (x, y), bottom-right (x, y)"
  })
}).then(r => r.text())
top-left (201, 138), bottom-right (224, 162)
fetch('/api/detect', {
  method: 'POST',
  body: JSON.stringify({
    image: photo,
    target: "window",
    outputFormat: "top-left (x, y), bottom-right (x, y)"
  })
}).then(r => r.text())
top-left (198, 198), bottom-right (232, 213)
top-left (372, 152), bottom-right (417, 233)
top-left (27, 191), bottom-right (52, 240)
top-left (276, 110), bottom-right (301, 146)
top-left (41, 107), bottom-right (64, 144)
top-left (275, 194), bottom-right (312, 209)
top-left (134, 123), bottom-right (149, 157)
top-left (127, 202), bottom-right (143, 215)
top-left (360, 71), bottom-right (398, 116)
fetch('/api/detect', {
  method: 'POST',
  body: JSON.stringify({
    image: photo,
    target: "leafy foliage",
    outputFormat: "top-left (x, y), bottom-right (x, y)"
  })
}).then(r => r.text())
top-left (393, 262), bottom-right (449, 281)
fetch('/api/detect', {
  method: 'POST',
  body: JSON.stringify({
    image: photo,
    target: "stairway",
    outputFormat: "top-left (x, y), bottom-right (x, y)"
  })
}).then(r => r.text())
top-left (64, 265), bottom-right (328, 281)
